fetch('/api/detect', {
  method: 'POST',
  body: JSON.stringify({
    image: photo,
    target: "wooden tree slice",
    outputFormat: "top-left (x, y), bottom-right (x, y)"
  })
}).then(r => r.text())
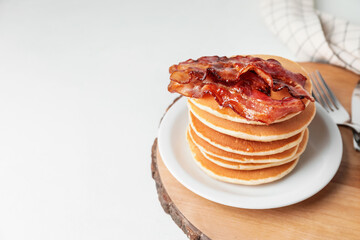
top-left (152, 63), bottom-right (360, 240)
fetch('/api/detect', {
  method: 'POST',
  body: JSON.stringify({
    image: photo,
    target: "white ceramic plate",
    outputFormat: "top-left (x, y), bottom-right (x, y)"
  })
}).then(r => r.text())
top-left (158, 98), bottom-right (343, 209)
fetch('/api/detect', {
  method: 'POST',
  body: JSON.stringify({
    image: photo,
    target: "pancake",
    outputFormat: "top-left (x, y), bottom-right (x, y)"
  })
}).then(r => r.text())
top-left (188, 124), bottom-right (308, 163)
top-left (199, 129), bottom-right (308, 170)
top-left (188, 100), bottom-right (315, 142)
top-left (187, 132), bottom-right (299, 185)
top-left (190, 111), bottom-right (305, 156)
top-left (189, 54), bottom-right (313, 125)
top-left (188, 124), bottom-right (298, 163)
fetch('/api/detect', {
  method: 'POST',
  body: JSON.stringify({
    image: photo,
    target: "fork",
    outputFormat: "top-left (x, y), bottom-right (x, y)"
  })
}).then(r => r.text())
top-left (309, 70), bottom-right (360, 135)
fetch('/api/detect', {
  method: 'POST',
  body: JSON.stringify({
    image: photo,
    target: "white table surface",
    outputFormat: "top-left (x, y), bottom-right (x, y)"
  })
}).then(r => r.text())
top-left (0, 0), bottom-right (357, 239)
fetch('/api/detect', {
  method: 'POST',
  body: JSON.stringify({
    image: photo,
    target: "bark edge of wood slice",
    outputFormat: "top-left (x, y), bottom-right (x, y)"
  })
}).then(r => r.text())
top-left (151, 138), bottom-right (210, 240)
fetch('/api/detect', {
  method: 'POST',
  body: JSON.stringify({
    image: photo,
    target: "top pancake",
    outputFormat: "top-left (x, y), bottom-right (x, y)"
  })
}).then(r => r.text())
top-left (190, 55), bottom-right (313, 125)
top-left (189, 99), bottom-right (316, 142)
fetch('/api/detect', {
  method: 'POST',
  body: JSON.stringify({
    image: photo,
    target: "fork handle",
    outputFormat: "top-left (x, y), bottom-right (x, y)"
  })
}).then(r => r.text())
top-left (338, 123), bottom-right (360, 134)
top-left (353, 131), bottom-right (360, 152)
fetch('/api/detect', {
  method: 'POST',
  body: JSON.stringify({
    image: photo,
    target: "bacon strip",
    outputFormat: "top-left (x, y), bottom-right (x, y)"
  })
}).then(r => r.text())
top-left (168, 55), bottom-right (314, 124)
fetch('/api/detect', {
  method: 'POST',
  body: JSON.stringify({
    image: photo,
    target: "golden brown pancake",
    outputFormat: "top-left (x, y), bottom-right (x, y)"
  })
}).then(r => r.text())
top-left (189, 111), bottom-right (305, 156)
top-left (198, 129), bottom-right (308, 170)
top-left (188, 124), bottom-right (299, 163)
top-left (188, 124), bottom-right (308, 164)
top-left (187, 132), bottom-right (299, 185)
top-left (189, 55), bottom-right (313, 125)
top-left (188, 100), bottom-right (315, 142)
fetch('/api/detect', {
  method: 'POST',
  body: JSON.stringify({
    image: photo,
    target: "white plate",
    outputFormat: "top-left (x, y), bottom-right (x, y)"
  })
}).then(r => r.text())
top-left (158, 98), bottom-right (343, 209)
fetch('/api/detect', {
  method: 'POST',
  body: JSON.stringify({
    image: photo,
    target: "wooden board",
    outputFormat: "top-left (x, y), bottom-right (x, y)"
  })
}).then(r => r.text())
top-left (151, 63), bottom-right (360, 240)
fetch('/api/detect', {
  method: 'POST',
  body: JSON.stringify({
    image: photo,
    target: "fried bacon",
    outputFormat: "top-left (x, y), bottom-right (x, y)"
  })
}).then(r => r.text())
top-left (168, 55), bottom-right (314, 124)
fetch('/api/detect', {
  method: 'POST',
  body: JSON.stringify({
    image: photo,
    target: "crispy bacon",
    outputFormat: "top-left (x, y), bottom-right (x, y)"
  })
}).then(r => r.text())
top-left (168, 55), bottom-right (314, 124)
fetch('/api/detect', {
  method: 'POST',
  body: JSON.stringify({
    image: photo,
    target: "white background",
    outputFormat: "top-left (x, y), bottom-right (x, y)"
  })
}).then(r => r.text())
top-left (0, 0), bottom-right (358, 239)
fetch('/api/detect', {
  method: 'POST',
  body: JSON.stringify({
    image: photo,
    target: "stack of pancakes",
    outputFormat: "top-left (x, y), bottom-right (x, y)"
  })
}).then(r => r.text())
top-left (185, 56), bottom-right (315, 185)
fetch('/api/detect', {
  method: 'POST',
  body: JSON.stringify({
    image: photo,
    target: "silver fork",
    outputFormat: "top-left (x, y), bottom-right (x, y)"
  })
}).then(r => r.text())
top-left (309, 70), bottom-right (360, 135)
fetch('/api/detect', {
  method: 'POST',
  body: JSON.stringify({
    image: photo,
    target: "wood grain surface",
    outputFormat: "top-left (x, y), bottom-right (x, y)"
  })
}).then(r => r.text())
top-left (152, 63), bottom-right (360, 240)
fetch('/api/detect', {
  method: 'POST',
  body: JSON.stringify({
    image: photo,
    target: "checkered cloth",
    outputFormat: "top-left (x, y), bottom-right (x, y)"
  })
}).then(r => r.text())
top-left (261, 0), bottom-right (360, 74)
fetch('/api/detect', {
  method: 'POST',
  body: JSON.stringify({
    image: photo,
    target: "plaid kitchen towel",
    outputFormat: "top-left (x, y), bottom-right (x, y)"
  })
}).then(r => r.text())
top-left (261, 0), bottom-right (360, 74)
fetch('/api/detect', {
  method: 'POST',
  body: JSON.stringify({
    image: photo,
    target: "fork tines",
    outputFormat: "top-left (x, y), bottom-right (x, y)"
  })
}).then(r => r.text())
top-left (309, 70), bottom-right (340, 112)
